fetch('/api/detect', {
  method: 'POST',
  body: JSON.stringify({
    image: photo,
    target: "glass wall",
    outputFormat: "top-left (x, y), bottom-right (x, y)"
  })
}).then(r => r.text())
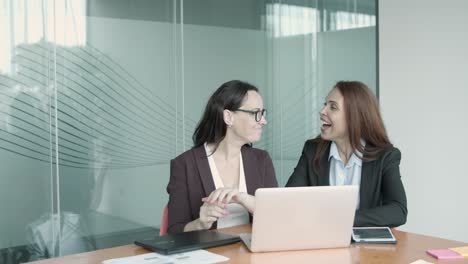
top-left (268, 0), bottom-right (377, 183)
top-left (0, 0), bottom-right (376, 262)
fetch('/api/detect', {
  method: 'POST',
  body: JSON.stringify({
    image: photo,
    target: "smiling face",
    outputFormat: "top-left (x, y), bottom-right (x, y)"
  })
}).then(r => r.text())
top-left (227, 90), bottom-right (267, 144)
top-left (319, 88), bottom-right (349, 143)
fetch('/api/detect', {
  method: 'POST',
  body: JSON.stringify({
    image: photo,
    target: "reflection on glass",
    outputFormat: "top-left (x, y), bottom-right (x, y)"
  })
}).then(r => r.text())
top-left (331, 11), bottom-right (376, 30)
top-left (266, 3), bottom-right (318, 38)
top-left (0, 0), bottom-right (86, 74)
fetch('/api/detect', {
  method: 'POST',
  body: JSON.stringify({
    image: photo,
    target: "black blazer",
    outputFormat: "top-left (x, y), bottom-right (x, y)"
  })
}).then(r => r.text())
top-left (286, 139), bottom-right (407, 227)
top-left (167, 145), bottom-right (278, 234)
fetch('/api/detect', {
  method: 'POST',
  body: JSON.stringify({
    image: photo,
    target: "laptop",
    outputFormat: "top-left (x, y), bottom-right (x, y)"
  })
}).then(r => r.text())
top-left (135, 230), bottom-right (240, 255)
top-left (240, 186), bottom-right (358, 252)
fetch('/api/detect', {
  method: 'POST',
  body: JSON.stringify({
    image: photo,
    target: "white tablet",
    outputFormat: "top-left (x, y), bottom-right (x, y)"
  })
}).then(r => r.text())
top-left (351, 227), bottom-right (396, 244)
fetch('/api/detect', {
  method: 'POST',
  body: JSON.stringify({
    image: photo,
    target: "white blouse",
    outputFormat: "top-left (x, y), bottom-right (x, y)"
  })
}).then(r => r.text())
top-left (204, 143), bottom-right (249, 228)
top-left (328, 141), bottom-right (364, 209)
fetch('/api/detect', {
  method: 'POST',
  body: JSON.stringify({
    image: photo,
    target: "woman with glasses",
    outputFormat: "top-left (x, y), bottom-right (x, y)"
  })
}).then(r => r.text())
top-left (166, 80), bottom-right (277, 234)
top-left (286, 81), bottom-right (407, 227)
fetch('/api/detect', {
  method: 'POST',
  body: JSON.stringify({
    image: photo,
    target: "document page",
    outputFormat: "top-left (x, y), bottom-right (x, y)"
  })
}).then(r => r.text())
top-left (102, 250), bottom-right (229, 264)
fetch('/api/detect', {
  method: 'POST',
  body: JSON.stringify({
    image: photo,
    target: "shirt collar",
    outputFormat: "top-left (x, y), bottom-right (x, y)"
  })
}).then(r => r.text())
top-left (328, 139), bottom-right (366, 167)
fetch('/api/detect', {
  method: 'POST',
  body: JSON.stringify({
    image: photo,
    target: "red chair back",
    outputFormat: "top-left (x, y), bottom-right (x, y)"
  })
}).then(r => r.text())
top-left (159, 206), bottom-right (169, 236)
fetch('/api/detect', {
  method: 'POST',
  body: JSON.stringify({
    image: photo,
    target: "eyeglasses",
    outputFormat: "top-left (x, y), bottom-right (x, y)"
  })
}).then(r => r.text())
top-left (235, 109), bottom-right (267, 122)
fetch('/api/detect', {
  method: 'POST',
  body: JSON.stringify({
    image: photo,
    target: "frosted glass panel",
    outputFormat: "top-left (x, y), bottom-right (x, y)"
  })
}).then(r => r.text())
top-left (55, 0), bottom-right (177, 259)
top-left (0, 1), bottom-right (55, 262)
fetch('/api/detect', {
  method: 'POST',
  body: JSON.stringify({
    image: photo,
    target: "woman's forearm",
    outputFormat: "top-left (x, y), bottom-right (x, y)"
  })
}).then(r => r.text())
top-left (238, 193), bottom-right (255, 214)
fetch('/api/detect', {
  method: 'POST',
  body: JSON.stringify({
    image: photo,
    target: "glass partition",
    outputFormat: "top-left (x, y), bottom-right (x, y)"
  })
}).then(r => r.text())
top-left (0, 1), bottom-right (56, 262)
top-left (0, 0), bottom-right (376, 262)
top-left (266, 0), bottom-right (377, 184)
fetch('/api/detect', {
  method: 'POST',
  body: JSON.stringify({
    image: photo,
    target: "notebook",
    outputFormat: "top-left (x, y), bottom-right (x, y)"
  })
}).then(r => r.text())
top-left (240, 186), bottom-right (358, 252)
top-left (450, 246), bottom-right (468, 257)
top-left (135, 230), bottom-right (240, 255)
top-left (426, 249), bottom-right (464, 260)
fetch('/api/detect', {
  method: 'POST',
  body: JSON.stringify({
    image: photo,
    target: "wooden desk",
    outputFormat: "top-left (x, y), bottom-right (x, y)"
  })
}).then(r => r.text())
top-left (28, 225), bottom-right (468, 264)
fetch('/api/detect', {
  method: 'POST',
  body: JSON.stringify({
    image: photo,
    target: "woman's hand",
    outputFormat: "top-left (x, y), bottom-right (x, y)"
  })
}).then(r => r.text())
top-left (202, 188), bottom-right (248, 206)
top-left (198, 201), bottom-right (229, 229)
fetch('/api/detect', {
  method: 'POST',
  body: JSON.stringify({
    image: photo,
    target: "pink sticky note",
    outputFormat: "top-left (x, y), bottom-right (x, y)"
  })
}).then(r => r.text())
top-left (426, 249), bottom-right (464, 260)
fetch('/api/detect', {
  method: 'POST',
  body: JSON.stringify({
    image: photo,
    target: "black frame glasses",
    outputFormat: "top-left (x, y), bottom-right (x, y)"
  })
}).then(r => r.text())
top-left (235, 109), bottom-right (267, 122)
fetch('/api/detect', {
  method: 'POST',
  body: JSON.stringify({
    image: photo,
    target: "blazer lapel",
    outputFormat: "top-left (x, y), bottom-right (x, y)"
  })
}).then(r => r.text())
top-left (193, 145), bottom-right (216, 196)
top-left (242, 147), bottom-right (259, 195)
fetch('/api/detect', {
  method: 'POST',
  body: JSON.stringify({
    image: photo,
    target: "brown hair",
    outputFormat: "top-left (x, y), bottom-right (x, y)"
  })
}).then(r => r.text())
top-left (313, 81), bottom-right (391, 172)
top-left (192, 80), bottom-right (258, 153)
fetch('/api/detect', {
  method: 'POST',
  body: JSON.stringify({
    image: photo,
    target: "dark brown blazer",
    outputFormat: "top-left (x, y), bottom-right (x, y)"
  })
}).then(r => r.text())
top-left (286, 139), bottom-right (408, 227)
top-left (166, 145), bottom-right (278, 234)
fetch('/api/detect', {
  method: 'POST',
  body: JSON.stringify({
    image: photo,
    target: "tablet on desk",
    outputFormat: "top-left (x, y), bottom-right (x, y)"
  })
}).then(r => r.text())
top-left (134, 230), bottom-right (241, 255)
top-left (351, 227), bottom-right (397, 244)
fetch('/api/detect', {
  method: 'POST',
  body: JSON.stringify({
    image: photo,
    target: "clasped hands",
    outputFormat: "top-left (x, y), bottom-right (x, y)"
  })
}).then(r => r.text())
top-left (198, 188), bottom-right (247, 229)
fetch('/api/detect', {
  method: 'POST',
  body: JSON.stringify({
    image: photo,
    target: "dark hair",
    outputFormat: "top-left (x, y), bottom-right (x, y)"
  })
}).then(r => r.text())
top-left (192, 80), bottom-right (259, 152)
top-left (313, 81), bottom-right (391, 172)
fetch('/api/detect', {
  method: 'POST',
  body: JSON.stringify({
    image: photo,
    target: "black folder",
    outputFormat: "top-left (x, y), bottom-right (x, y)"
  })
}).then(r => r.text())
top-left (134, 230), bottom-right (241, 255)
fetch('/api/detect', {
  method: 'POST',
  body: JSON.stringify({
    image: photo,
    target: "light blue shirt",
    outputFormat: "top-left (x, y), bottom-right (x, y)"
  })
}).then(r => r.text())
top-left (328, 141), bottom-right (365, 209)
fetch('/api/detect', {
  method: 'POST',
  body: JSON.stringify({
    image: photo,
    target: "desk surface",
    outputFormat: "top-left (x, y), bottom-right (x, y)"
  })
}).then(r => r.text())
top-left (28, 225), bottom-right (468, 264)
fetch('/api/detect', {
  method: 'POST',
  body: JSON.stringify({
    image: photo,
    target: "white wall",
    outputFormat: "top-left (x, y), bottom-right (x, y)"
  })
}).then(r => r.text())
top-left (379, 0), bottom-right (468, 242)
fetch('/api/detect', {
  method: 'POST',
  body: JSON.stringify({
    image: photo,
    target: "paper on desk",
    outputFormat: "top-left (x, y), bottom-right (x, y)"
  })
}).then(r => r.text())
top-left (410, 260), bottom-right (433, 264)
top-left (102, 250), bottom-right (228, 264)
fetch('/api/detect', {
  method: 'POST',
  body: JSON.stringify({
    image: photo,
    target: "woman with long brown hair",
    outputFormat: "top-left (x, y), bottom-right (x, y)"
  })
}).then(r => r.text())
top-left (167, 80), bottom-right (277, 234)
top-left (286, 81), bottom-right (407, 227)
